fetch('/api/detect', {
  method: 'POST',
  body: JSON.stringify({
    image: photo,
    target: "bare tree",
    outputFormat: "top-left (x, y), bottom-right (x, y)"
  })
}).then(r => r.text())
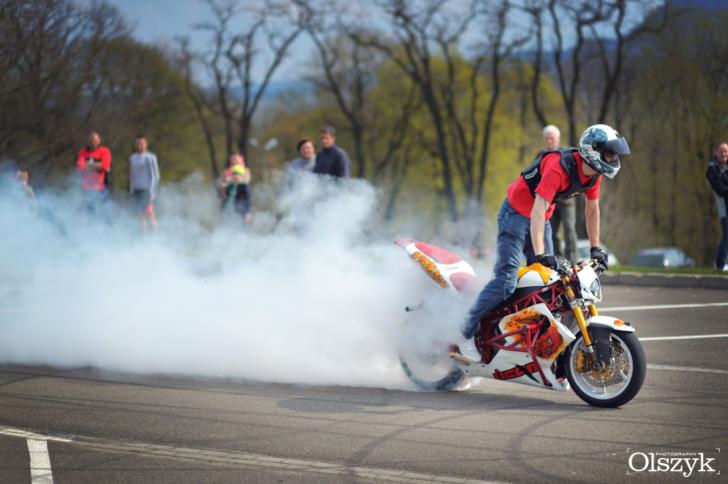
top-left (525, 0), bottom-right (672, 144)
top-left (180, 0), bottom-right (305, 179)
top-left (0, 0), bottom-right (128, 180)
top-left (546, 0), bottom-right (612, 146)
top-left (473, 1), bottom-right (531, 205)
top-left (352, 0), bottom-right (476, 222)
top-left (523, 0), bottom-right (549, 127)
top-left (303, 4), bottom-right (382, 178)
top-left (522, 0), bottom-right (673, 236)
top-left (352, 0), bottom-right (527, 230)
top-left (177, 39), bottom-right (221, 179)
top-left (298, 0), bottom-right (425, 183)
top-left (590, 0), bottom-right (674, 125)
top-left (434, 0), bottom-right (530, 245)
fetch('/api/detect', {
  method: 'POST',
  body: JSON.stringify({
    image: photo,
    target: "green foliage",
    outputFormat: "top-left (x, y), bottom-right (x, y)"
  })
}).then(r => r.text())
top-left (0, 0), bottom-right (209, 192)
top-left (604, 7), bottom-right (728, 266)
top-left (89, 38), bottom-right (209, 190)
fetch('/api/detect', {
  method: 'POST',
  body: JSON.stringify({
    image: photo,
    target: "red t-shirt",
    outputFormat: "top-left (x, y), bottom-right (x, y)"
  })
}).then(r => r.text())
top-left (76, 145), bottom-right (112, 191)
top-left (507, 151), bottom-right (601, 220)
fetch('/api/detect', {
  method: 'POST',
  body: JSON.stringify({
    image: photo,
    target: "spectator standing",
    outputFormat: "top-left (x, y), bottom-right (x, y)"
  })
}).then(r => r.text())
top-left (129, 134), bottom-right (160, 232)
top-left (706, 142), bottom-right (728, 270)
top-left (542, 125), bottom-right (577, 262)
top-left (76, 131), bottom-right (112, 216)
top-left (314, 126), bottom-right (351, 178)
top-left (218, 152), bottom-right (252, 224)
top-left (287, 138), bottom-right (316, 186)
top-left (16, 170), bottom-right (34, 198)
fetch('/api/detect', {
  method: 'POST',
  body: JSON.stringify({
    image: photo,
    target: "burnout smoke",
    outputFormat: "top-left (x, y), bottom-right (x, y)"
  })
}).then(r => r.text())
top-left (0, 172), bottom-right (468, 389)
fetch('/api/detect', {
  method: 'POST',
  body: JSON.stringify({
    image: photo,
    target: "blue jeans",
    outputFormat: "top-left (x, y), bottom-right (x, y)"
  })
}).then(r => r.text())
top-left (462, 198), bottom-right (553, 338)
top-left (717, 217), bottom-right (728, 269)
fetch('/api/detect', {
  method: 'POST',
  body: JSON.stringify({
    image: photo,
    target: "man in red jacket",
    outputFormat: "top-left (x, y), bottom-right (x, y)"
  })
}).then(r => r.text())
top-left (76, 131), bottom-right (112, 215)
top-left (458, 124), bottom-right (630, 362)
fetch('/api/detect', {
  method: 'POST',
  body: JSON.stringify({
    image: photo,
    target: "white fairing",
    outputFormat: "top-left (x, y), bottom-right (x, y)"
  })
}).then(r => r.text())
top-left (459, 303), bottom-right (576, 391)
top-left (588, 315), bottom-right (635, 333)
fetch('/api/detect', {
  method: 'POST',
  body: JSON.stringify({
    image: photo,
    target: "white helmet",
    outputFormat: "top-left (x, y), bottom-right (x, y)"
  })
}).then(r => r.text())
top-left (578, 124), bottom-right (630, 179)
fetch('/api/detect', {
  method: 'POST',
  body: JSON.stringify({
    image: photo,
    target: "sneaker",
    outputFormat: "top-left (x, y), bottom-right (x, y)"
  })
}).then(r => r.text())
top-left (458, 337), bottom-right (482, 363)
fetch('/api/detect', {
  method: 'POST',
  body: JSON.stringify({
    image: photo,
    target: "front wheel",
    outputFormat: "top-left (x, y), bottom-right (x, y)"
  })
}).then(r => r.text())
top-left (564, 331), bottom-right (646, 407)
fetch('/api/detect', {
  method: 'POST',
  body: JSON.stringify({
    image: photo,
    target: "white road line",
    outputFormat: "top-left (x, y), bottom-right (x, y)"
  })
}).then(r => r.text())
top-left (601, 302), bottom-right (728, 311)
top-left (647, 364), bottom-right (728, 375)
top-left (0, 428), bottom-right (72, 442)
top-left (641, 333), bottom-right (728, 341)
top-left (0, 427), bottom-right (501, 484)
top-left (27, 439), bottom-right (54, 484)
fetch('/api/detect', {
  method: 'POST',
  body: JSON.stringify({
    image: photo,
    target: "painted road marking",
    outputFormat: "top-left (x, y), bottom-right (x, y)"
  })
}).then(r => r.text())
top-left (601, 302), bottom-right (728, 311)
top-left (0, 427), bottom-right (500, 484)
top-left (0, 428), bottom-right (72, 442)
top-left (641, 333), bottom-right (728, 341)
top-left (647, 364), bottom-right (728, 375)
top-left (27, 439), bottom-right (53, 484)
top-left (0, 429), bottom-right (69, 484)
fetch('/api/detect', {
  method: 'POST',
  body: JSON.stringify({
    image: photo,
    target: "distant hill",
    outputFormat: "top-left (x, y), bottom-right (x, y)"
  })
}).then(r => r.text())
top-left (216, 79), bottom-right (313, 103)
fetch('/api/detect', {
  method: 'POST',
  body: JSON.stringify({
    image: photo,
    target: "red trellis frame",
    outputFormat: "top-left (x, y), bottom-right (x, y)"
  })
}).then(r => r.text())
top-left (476, 282), bottom-right (575, 387)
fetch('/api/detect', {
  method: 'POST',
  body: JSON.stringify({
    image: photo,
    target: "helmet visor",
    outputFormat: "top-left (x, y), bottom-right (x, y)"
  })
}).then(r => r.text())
top-left (605, 137), bottom-right (630, 156)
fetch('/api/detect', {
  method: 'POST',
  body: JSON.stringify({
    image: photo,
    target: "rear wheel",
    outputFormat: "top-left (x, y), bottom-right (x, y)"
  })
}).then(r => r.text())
top-left (565, 331), bottom-right (646, 407)
top-left (397, 319), bottom-right (465, 391)
top-left (399, 349), bottom-right (464, 391)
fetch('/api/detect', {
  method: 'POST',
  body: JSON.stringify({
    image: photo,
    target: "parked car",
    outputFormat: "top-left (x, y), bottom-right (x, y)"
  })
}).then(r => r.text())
top-left (576, 239), bottom-right (620, 266)
top-left (628, 247), bottom-right (695, 268)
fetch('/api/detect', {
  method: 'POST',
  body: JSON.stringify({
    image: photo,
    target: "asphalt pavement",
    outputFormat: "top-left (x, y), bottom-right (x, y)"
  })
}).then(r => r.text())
top-left (1, 285), bottom-right (727, 483)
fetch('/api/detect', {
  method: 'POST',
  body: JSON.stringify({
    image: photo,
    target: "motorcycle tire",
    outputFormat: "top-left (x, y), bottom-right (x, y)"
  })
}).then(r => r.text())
top-left (564, 331), bottom-right (646, 408)
top-left (399, 353), bottom-right (465, 392)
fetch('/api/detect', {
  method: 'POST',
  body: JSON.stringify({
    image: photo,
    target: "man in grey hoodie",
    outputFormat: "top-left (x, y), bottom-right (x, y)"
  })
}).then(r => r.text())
top-left (129, 134), bottom-right (160, 231)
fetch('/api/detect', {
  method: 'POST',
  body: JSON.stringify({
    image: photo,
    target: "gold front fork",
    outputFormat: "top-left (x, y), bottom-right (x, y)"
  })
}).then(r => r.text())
top-left (565, 286), bottom-right (593, 346)
top-left (564, 284), bottom-right (603, 368)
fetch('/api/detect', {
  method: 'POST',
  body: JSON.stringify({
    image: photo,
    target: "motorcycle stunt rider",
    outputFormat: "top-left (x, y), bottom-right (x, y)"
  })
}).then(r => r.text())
top-left (458, 124), bottom-right (630, 362)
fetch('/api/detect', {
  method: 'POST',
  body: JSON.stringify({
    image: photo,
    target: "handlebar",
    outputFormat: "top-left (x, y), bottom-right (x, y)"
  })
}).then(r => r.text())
top-left (579, 258), bottom-right (608, 275)
top-left (555, 257), bottom-right (607, 277)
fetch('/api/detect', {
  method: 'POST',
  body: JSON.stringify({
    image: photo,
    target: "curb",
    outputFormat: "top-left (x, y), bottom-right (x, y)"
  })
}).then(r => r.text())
top-left (601, 272), bottom-right (728, 289)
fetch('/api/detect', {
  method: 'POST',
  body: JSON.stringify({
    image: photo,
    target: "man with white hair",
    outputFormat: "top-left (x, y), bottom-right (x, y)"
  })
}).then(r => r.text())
top-left (543, 125), bottom-right (560, 151)
top-left (542, 125), bottom-right (577, 262)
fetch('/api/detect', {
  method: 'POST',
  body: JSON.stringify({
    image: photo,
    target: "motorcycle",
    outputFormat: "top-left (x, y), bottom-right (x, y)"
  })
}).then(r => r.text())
top-left (395, 239), bottom-right (646, 408)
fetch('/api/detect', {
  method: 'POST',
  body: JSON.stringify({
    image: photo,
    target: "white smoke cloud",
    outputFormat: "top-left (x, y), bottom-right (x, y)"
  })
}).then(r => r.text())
top-left (0, 171), bottom-right (472, 389)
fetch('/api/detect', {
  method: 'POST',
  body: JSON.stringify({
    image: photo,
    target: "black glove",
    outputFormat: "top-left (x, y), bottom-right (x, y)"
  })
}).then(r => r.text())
top-left (535, 253), bottom-right (558, 270)
top-left (590, 246), bottom-right (609, 269)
